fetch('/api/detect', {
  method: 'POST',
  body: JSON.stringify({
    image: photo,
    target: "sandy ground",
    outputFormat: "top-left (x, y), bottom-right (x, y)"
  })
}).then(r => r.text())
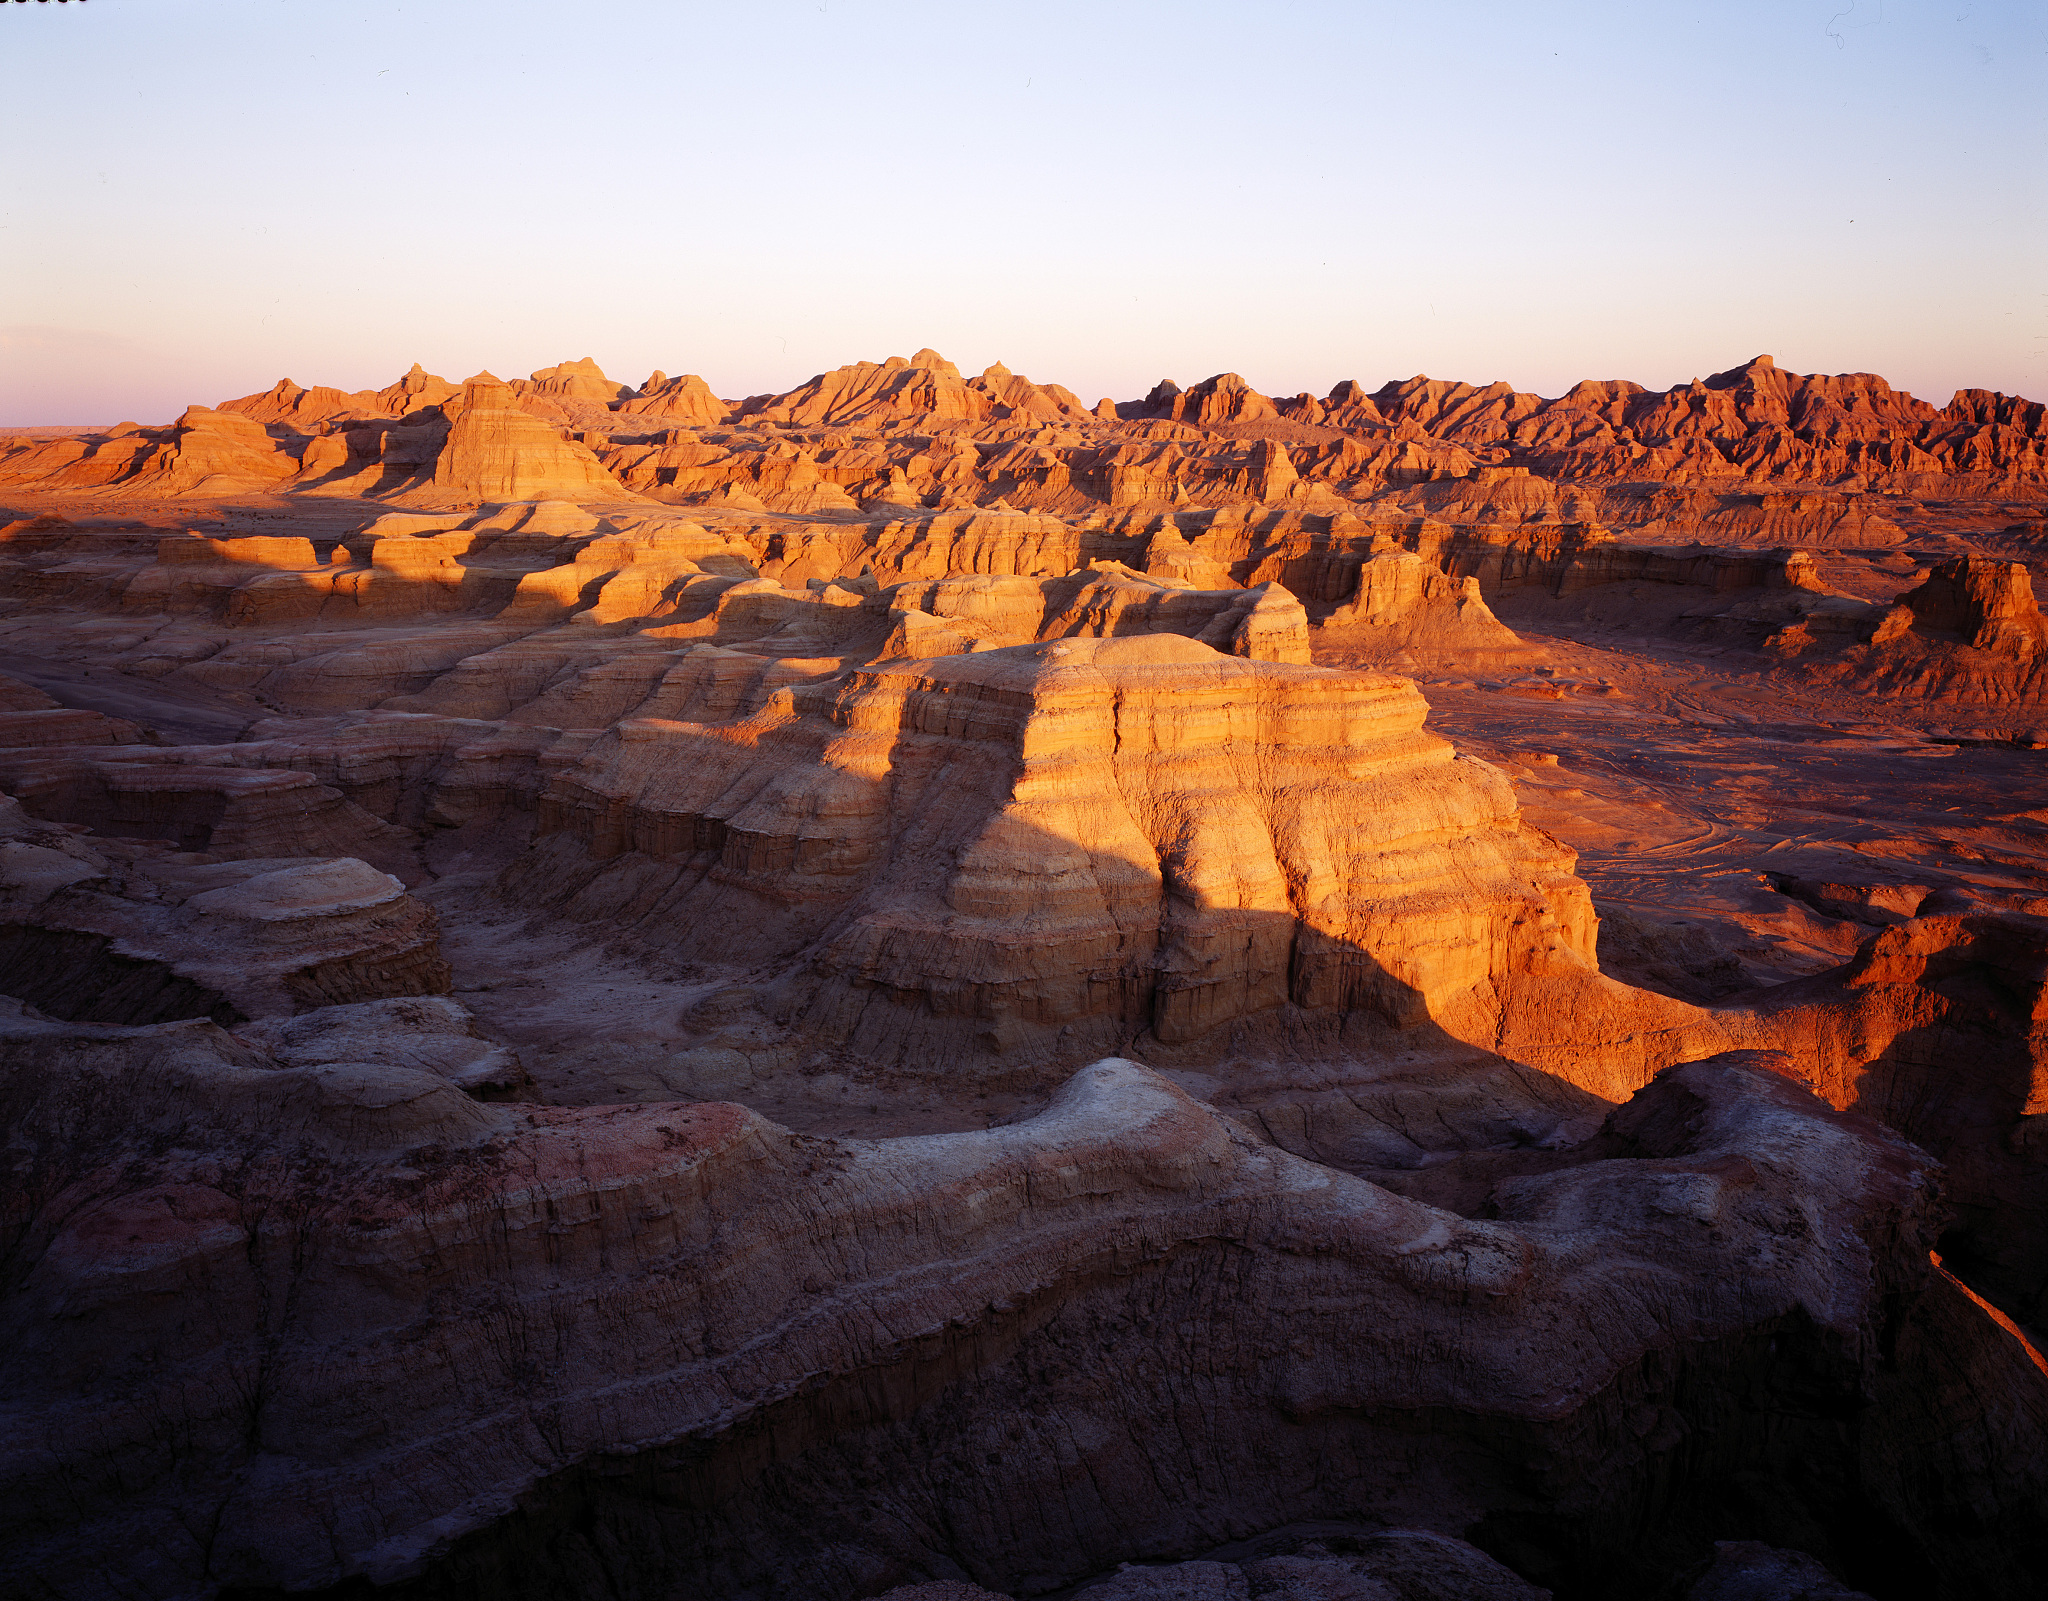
top-left (1316, 621), bottom-right (2048, 993)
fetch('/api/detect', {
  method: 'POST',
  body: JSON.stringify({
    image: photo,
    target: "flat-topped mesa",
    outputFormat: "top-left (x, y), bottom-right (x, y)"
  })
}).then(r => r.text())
top-left (515, 634), bottom-right (1710, 1083)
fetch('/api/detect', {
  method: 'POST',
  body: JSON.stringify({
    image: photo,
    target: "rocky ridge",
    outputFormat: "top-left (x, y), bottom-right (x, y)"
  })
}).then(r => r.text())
top-left (5, 352), bottom-right (2045, 518)
top-left (3, 346), bottom-right (2048, 1601)
top-left (4, 1050), bottom-right (2041, 1601)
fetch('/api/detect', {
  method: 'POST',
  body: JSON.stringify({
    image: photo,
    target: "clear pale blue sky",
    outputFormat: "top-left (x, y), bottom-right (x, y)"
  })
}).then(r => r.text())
top-left (3, 0), bottom-right (2043, 424)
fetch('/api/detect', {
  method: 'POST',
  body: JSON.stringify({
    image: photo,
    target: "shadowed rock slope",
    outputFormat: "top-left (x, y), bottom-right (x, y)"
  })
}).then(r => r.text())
top-left (4, 347), bottom-right (2048, 1601)
top-left (2, 1049), bottom-right (2041, 1601)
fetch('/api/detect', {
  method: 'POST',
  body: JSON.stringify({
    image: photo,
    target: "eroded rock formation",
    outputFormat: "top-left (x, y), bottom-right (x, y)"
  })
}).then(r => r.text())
top-left (514, 633), bottom-right (1732, 1095)
top-left (0, 795), bottom-right (449, 1024)
top-left (3, 1051), bottom-right (2040, 1601)
top-left (7, 349), bottom-right (2046, 521)
top-left (3, 343), bottom-right (2047, 1601)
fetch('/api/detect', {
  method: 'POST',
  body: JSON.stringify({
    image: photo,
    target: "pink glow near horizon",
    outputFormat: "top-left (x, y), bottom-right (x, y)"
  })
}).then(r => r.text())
top-left (4, 0), bottom-right (2044, 426)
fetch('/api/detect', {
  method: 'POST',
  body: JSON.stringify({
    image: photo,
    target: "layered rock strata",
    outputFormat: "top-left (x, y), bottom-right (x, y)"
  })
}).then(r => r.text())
top-left (428, 375), bottom-right (631, 504)
top-left (518, 633), bottom-right (1721, 1088)
top-left (6, 351), bottom-right (2044, 520)
top-left (3, 342), bottom-right (2046, 1601)
top-left (1, 1051), bottom-right (2040, 1601)
top-left (0, 796), bottom-right (450, 1023)
top-left (1820, 556), bottom-right (2048, 703)
top-left (8, 499), bottom-right (2044, 736)
top-left (1319, 548), bottom-right (1533, 666)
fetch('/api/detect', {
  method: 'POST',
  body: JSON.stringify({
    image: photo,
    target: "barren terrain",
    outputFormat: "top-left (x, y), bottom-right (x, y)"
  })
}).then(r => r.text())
top-left (3, 350), bottom-right (2045, 1601)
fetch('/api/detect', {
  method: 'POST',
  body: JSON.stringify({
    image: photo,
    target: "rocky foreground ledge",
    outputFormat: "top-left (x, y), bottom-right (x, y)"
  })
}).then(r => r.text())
top-left (3, 1030), bottom-right (2043, 1600)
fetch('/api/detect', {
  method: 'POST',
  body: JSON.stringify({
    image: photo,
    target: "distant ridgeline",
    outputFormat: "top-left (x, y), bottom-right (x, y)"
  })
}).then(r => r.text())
top-left (3, 350), bottom-right (2043, 513)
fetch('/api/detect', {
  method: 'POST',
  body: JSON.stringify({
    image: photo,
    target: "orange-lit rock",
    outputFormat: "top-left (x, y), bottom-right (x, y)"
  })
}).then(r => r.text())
top-left (513, 634), bottom-right (1726, 1089)
top-left (428, 374), bottom-right (632, 503)
top-left (1, 340), bottom-right (2046, 1601)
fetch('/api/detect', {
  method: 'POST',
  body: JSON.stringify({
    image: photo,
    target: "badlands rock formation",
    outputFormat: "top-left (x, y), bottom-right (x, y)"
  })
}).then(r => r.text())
top-left (5, 1053), bottom-right (2042, 1601)
top-left (7, 348), bottom-right (2047, 518)
top-left (519, 633), bottom-right (1732, 1097)
top-left (2, 345), bottom-right (2046, 1601)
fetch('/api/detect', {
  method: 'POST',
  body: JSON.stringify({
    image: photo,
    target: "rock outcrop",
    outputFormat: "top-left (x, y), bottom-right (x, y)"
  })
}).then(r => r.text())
top-left (2, 1051), bottom-right (2039, 1601)
top-left (1803, 557), bottom-right (2048, 704)
top-left (880, 568), bottom-right (1310, 663)
top-left (3, 337), bottom-right (2046, 1601)
top-left (6, 350), bottom-right (2041, 518)
top-left (0, 794), bottom-right (448, 1023)
top-left (1321, 548), bottom-right (1534, 665)
top-left (737, 348), bottom-right (1095, 429)
top-left (1744, 900), bottom-right (2048, 1327)
top-left (617, 370), bottom-right (731, 424)
top-left (428, 374), bottom-right (632, 503)
top-left (516, 634), bottom-right (1719, 1089)
top-left (521, 356), bottom-right (634, 405)
top-left (1878, 556), bottom-right (2048, 661)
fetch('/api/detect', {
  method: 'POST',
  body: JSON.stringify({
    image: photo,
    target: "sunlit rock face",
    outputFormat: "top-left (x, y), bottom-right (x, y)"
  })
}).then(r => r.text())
top-left (2, 345), bottom-right (2048, 1601)
top-left (515, 632), bottom-right (1734, 1092)
top-left (429, 375), bottom-right (628, 504)
top-left (7, 349), bottom-right (2047, 514)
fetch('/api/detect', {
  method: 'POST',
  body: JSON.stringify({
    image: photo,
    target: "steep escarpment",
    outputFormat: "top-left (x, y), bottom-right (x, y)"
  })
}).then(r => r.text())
top-left (1813, 557), bottom-right (2048, 705)
top-left (515, 633), bottom-right (1723, 1090)
top-left (1443, 528), bottom-right (2048, 713)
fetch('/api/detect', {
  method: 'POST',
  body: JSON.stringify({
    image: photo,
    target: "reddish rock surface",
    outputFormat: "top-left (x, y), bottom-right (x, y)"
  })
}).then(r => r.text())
top-left (2, 346), bottom-right (2046, 1601)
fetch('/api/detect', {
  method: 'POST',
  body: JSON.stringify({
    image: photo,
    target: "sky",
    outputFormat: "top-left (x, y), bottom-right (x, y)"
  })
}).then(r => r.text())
top-left (3, 0), bottom-right (2044, 424)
